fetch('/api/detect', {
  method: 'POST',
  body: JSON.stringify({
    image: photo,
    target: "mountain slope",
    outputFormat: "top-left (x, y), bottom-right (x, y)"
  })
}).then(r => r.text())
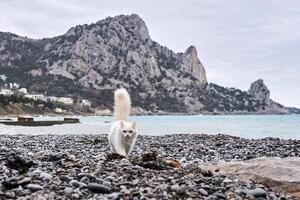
top-left (0, 14), bottom-right (290, 114)
top-left (41, 14), bottom-right (207, 89)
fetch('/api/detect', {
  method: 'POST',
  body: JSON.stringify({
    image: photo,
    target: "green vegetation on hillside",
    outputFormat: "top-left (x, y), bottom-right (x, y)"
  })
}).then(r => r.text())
top-left (0, 94), bottom-right (55, 115)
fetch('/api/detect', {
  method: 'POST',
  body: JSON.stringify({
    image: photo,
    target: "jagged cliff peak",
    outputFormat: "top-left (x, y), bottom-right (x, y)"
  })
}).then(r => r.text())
top-left (65, 14), bottom-right (150, 41)
top-left (182, 45), bottom-right (207, 84)
top-left (185, 45), bottom-right (198, 59)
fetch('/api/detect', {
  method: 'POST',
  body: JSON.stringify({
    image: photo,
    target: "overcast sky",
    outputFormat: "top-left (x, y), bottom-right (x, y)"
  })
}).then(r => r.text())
top-left (0, 0), bottom-right (299, 107)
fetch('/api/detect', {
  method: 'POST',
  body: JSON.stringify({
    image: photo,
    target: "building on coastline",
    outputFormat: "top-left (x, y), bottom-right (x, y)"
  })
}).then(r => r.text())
top-left (94, 108), bottom-right (111, 115)
top-left (9, 83), bottom-right (20, 89)
top-left (19, 88), bottom-right (28, 94)
top-left (77, 99), bottom-right (92, 107)
top-left (47, 96), bottom-right (58, 102)
top-left (0, 89), bottom-right (14, 96)
top-left (57, 97), bottom-right (74, 105)
top-left (24, 94), bottom-right (47, 102)
top-left (94, 105), bottom-right (111, 115)
top-left (54, 107), bottom-right (66, 113)
top-left (42, 96), bottom-right (70, 104)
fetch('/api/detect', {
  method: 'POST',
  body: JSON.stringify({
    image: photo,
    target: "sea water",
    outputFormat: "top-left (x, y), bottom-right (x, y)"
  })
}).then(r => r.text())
top-left (0, 115), bottom-right (299, 139)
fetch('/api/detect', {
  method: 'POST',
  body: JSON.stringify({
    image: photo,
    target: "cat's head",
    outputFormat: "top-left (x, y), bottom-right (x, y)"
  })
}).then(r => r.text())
top-left (119, 120), bottom-right (138, 140)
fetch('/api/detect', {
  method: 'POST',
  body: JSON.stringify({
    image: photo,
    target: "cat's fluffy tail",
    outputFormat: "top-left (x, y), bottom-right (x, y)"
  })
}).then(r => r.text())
top-left (113, 88), bottom-right (131, 121)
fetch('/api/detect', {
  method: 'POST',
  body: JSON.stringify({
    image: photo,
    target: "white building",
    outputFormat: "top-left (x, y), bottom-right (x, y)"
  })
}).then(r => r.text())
top-left (19, 88), bottom-right (28, 94)
top-left (47, 96), bottom-right (58, 102)
top-left (54, 108), bottom-right (64, 113)
top-left (57, 97), bottom-right (74, 105)
top-left (9, 83), bottom-right (20, 89)
top-left (25, 94), bottom-right (47, 102)
top-left (78, 99), bottom-right (92, 107)
top-left (0, 89), bottom-right (14, 96)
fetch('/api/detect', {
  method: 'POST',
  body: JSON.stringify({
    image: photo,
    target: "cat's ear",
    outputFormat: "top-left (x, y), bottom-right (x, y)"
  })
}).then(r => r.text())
top-left (132, 122), bottom-right (137, 130)
top-left (120, 120), bottom-right (125, 128)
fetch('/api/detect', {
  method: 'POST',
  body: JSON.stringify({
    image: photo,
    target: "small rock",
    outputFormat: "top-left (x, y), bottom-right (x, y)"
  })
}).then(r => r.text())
top-left (30, 169), bottom-right (42, 176)
top-left (208, 149), bottom-right (216, 154)
top-left (199, 188), bottom-right (208, 196)
top-left (26, 183), bottom-right (43, 191)
top-left (69, 180), bottom-right (80, 188)
top-left (80, 176), bottom-right (90, 183)
top-left (87, 183), bottom-right (109, 193)
top-left (170, 184), bottom-right (186, 195)
top-left (79, 182), bottom-right (87, 188)
top-left (40, 172), bottom-right (53, 180)
top-left (2, 178), bottom-right (19, 190)
top-left (18, 177), bottom-right (31, 185)
top-left (64, 187), bottom-right (73, 195)
top-left (19, 189), bottom-right (32, 196)
top-left (106, 192), bottom-right (121, 199)
top-left (60, 175), bottom-right (71, 182)
top-left (247, 188), bottom-right (267, 197)
top-left (5, 191), bottom-right (16, 198)
top-left (170, 184), bottom-right (179, 192)
top-left (72, 193), bottom-right (80, 198)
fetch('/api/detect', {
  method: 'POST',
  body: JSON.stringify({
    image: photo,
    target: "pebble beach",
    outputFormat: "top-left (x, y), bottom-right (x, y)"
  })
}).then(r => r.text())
top-left (0, 134), bottom-right (299, 199)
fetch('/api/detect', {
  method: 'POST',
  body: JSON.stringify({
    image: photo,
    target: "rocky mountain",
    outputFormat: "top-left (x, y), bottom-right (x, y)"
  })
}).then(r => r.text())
top-left (0, 14), bottom-right (292, 114)
top-left (247, 79), bottom-right (287, 114)
top-left (248, 79), bottom-right (270, 105)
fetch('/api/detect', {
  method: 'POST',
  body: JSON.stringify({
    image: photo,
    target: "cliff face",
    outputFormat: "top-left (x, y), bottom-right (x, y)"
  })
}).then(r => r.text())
top-left (182, 46), bottom-right (207, 84)
top-left (40, 14), bottom-right (207, 91)
top-left (0, 14), bottom-right (291, 114)
top-left (248, 79), bottom-right (270, 106)
top-left (248, 79), bottom-right (288, 114)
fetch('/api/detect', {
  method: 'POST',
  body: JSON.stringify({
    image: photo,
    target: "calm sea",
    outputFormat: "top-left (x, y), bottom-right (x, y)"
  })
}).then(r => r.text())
top-left (0, 115), bottom-right (299, 139)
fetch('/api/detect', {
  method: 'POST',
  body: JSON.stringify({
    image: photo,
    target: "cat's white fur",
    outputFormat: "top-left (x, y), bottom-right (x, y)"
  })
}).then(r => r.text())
top-left (108, 88), bottom-right (138, 157)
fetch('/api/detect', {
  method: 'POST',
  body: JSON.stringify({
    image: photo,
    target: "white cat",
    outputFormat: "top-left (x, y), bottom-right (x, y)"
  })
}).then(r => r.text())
top-left (108, 88), bottom-right (138, 157)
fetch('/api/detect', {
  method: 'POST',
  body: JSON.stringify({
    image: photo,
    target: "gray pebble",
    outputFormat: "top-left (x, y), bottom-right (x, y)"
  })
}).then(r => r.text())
top-left (18, 177), bottom-right (31, 185)
top-left (199, 188), bottom-right (208, 196)
top-left (87, 183), bottom-right (109, 193)
top-left (26, 183), bottom-right (43, 191)
top-left (247, 188), bottom-right (267, 197)
top-left (106, 192), bottom-right (121, 199)
top-left (69, 180), bottom-right (80, 188)
top-left (40, 172), bottom-right (53, 180)
top-left (64, 187), bottom-right (73, 195)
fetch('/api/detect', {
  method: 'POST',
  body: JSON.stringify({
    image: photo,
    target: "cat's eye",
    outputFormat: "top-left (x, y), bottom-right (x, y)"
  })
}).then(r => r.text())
top-left (129, 130), bottom-right (133, 133)
top-left (122, 130), bottom-right (127, 133)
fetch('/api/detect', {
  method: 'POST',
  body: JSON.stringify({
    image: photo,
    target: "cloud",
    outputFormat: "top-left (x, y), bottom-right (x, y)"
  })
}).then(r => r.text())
top-left (0, 0), bottom-right (299, 106)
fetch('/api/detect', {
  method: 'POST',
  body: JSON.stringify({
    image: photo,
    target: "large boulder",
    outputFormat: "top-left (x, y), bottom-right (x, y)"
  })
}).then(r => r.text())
top-left (203, 157), bottom-right (300, 199)
top-left (248, 79), bottom-right (270, 105)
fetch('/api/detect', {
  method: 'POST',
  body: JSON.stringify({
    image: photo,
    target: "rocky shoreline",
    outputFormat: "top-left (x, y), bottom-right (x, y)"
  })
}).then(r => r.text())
top-left (0, 134), bottom-right (299, 199)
